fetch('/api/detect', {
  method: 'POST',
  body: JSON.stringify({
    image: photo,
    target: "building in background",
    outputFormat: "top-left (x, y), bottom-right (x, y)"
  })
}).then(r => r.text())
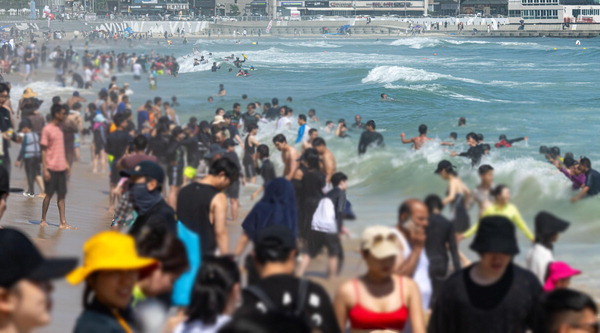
top-left (509, 0), bottom-right (600, 22)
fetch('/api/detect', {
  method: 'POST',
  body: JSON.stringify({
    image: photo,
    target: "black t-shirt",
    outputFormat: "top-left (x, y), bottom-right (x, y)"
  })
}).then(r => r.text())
top-left (585, 168), bottom-right (600, 196)
top-left (105, 130), bottom-right (132, 160)
top-left (265, 107), bottom-right (280, 120)
top-left (72, 73), bottom-right (84, 87)
top-left (241, 112), bottom-right (258, 130)
top-left (0, 107), bottom-right (11, 157)
top-left (259, 159), bottom-right (276, 186)
top-left (236, 274), bottom-right (340, 333)
top-left (358, 131), bottom-right (384, 155)
top-left (464, 263), bottom-right (513, 310)
top-left (128, 199), bottom-right (176, 238)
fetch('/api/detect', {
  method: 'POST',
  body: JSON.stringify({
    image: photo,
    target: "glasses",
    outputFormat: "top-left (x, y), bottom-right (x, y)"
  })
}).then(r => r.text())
top-left (571, 322), bottom-right (600, 333)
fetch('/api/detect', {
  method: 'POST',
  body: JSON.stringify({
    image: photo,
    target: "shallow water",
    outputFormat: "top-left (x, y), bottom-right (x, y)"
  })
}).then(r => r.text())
top-left (14, 36), bottom-right (600, 295)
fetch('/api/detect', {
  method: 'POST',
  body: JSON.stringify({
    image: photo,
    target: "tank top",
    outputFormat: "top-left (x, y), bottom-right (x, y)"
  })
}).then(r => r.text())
top-left (348, 277), bottom-right (409, 331)
top-left (450, 193), bottom-right (470, 233)
top-left (176, 183), bottom-right (219, 255)
top-left (244, 134), bottom-right (255, 160)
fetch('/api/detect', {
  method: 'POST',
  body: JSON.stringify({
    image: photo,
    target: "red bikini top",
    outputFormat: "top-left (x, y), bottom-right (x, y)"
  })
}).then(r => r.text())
top-left (348, 276), bottom-right (409, 331)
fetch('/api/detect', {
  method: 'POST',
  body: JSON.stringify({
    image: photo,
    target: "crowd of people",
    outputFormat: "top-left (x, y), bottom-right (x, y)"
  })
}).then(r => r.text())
top-left (0, 50), bottom-right (597, 332)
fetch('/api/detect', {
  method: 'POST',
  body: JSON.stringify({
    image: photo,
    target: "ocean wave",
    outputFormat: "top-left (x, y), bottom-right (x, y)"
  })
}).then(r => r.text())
top-left (282, 40), bottom-right (342, 48)
top-left (362, 65), bottom-right (481, 84)
top-left (389, 38), bottom-right (542, 49)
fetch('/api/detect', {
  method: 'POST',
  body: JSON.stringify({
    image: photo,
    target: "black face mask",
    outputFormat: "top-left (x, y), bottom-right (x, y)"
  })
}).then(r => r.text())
top-left (129, 183), bottom-right (162, 215)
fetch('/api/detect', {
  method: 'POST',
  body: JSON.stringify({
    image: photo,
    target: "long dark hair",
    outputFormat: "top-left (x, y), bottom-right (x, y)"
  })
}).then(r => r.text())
top-left (186, 256), bottom-right (240, 325)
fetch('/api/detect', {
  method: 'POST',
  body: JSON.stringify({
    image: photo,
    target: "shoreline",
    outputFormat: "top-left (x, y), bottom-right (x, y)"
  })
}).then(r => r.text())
top-left (1, 35), bottom-right (598, 331)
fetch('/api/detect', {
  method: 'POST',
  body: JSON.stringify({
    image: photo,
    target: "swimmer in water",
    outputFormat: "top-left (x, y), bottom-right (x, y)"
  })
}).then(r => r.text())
top-left (495, 134), bottom-right (528, 148)
top-left (236, 70), bottom-right (244, 77)
top-left (211, 62), bottom-right (220, 72)
top-left (458, 117), bottom-right (466, 127)
top-left (193, 58), bottom-right (199, 67)
top-left (358, 120), bottom-right (384, 155)
top-left (400, 124), bottom-right (453, 150)
top-left (380, 93), bottom-right (391, 101)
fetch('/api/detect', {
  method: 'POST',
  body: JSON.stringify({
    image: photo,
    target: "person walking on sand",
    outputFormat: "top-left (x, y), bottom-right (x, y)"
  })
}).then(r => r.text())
top-left (40, 104), bottom-right (75, 229)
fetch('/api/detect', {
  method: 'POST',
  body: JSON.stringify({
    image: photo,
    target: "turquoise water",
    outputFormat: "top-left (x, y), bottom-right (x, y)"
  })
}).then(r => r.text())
top-left (23, 36), bottom-right (600, 292)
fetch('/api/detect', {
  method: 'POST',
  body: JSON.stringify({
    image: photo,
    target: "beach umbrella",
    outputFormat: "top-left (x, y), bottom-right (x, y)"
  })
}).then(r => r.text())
top-left (0, 9), bottom-right (6, 14)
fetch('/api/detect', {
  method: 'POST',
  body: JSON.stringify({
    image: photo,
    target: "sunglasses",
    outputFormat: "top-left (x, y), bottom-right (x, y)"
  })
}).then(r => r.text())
top-left (372, 233), bottom-right (397, 245)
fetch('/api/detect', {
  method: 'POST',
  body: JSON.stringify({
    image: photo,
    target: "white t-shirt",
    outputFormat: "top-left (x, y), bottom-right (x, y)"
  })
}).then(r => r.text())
top-left (276, 116), bottom-right (291, 130)
top-left (174, 315), bottom-right (231, 333)
top-left (526, 244), bottom-right (553, 284)
top-left (84, 68), bottom-right (93, 82)
top-left (394, 229), bottom-right (432, 309)
top-left (133, 63), bottom-right (142, 76)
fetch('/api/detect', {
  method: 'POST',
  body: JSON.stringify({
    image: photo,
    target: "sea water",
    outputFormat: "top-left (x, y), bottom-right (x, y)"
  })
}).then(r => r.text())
top-left (15, 36), bottom-right (600, 295)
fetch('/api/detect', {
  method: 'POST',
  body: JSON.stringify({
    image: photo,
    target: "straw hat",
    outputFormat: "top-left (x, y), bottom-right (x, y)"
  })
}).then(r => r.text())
top-left (22, 88), bottom-right (37, 99)
top-left (66, 231), bottom-right (157, 285)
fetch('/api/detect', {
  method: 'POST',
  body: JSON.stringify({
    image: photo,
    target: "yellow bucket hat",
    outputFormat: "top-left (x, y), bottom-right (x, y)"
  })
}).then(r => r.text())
top-left (22, 88), bottom-right (37, 99)
top-left (66, 231), bottom-right (157, 285)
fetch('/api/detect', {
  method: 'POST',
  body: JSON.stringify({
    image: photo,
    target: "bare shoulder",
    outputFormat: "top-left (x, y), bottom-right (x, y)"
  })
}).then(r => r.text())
top-left (335, 279), bottom-right (357, 304)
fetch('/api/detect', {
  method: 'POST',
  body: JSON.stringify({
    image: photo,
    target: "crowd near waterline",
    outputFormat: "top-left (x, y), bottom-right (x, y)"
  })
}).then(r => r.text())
top-left (0, 34), bottom-right (599, 333)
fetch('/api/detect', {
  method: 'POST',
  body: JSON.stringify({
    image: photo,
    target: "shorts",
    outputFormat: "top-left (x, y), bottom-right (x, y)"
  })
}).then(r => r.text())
top-left (45, 170), bottom-right (67, 196)
top-left (306, 231), bottom-right (342, 258)
top-left (243, 157), bottom-right (256, 178)
top-left (168, 165), bottom-right (184, 186)
top-left (225, 180), bottom-right (240, 199)
top-left (133, 75), bottom-right (141, 81)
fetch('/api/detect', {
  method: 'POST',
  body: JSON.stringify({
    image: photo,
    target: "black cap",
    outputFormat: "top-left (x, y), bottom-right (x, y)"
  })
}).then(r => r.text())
top-left (204, 143), bottom-right (226, 161)
top-left (0, 229), bottom-right (78, 288)
top-left (535, 212), bottom-right (570, 238)
top-left (120, 161), bottom-right (165, 184)
top-left (257, 225), bottom-right (296, 250)
top-left (434, 160), bottom-right (454, 174)
top-left (470, 216), bottom-right (519, 255)
top-left (223, 138), bottom-right (236, 148)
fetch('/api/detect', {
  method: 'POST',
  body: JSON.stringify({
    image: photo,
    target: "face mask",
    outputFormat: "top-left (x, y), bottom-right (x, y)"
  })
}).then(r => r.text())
top-left (130, 183), bottom-right (162, 215)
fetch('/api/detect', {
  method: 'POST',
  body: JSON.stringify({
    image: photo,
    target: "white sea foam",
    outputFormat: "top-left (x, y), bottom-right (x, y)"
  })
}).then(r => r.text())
top-left (362, 65), bottom-right (481, 84)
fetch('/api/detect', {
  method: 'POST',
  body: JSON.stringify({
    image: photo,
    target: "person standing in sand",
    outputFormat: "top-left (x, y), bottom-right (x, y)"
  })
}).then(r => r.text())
top-left (272, 134), bottom-right (299, 180)
top-left (40, 104), bottom-right (75, 229)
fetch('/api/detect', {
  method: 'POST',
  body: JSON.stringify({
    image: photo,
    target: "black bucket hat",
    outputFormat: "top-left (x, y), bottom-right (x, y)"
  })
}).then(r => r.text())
top-left (0, 228), bottom-right (78, 288)
top-left (470, 216), bottom-right (519, 255)
top-left (535, 211), bottom-right (570, 238)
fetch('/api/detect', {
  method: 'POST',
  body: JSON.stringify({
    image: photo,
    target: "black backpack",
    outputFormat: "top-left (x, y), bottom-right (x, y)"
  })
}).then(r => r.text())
top-left (244, 279), bottom-right (311, 325)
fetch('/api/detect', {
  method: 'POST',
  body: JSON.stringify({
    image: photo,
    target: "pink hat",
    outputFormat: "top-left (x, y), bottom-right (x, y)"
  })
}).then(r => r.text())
top-left (544, 261), bottom-right (581, 292)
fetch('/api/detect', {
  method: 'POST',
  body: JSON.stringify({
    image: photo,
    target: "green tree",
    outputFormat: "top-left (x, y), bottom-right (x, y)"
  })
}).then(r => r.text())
top-left (229, 4), bottom-right (239, 16)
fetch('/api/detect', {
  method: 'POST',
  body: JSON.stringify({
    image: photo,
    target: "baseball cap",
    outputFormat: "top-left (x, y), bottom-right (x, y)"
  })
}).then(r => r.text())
top-left (434, 160), bottom-right (455, 174)
top-left (360, 226), bottom-right (400, 259)
top-left (0, 228), bottom-right (78, 288)
top-left (120, 161), bottom-right (165, 184)
top-left (256, 225), bottom-right (296, 250)
top-left (204, 143), bottom-right (226, 160)
top-left (223, 138), bottom-right (236, 148)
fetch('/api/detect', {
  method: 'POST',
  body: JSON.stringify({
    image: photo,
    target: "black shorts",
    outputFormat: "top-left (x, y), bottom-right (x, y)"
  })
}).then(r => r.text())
top-left (243, 157), bottom-right (256, 178)
top-left (167, 165), bottom-right (184, 186)
top-left (225, 180), bottom-right (240, 199)
top-left (306, 230), bottom-right (342, 258)
top-left (45, 170), bottom-right (67, 196)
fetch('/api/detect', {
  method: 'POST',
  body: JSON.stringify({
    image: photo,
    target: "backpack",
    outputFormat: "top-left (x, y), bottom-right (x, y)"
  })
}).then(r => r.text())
top-left (244, 279), bottom-right (310, 324)
top-left (311, 197), bottom-right (337, 234)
